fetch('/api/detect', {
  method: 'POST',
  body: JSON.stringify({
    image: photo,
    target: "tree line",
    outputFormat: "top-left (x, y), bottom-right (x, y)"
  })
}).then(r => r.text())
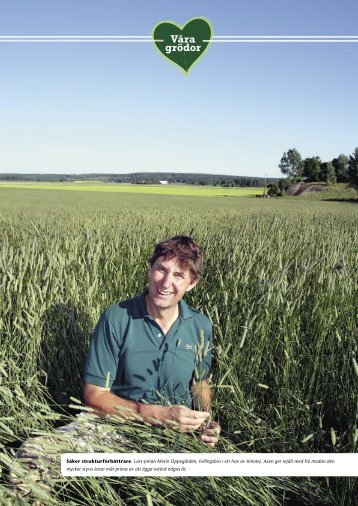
top-left (268, 147), bottom-right (358, 196)
top-left (279, 147), bottom-right (358, 184)
top-left (0, 172), bottom-right (277, 188)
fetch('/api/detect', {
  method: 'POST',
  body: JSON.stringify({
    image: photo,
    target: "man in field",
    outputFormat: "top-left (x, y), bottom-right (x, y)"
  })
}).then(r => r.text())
top-left (12, 236), bottom-right (219, 498)
top-left (84, 235), bottom-right (220, 445)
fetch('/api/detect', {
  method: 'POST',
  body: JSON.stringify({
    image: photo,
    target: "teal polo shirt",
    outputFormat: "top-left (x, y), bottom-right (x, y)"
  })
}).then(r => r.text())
top-left (84, 293), bottom-right (212, 408)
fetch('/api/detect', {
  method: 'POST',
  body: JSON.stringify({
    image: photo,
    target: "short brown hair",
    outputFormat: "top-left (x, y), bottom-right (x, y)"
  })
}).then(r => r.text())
top-left (149, 235), bottom-right (203, 281)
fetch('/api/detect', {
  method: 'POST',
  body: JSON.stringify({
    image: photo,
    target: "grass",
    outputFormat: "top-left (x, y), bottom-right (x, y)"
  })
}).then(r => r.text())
top-left (0, 186), bottom-right (357, 504)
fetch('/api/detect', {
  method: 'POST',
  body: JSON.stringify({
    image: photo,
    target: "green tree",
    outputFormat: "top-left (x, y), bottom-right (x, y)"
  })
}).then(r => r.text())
top-left (320, 162), bottom-right (337, 184)
top-left (332, 154), bottom-right (349, 183)
top-left (279, 148), bottom-right (303, 178)
top-left (267, 182), bottom-right (280, 196)
top-left (348, 147), bottom-right (358, 187)
top-left (303, 156), bottom-right (321, 182)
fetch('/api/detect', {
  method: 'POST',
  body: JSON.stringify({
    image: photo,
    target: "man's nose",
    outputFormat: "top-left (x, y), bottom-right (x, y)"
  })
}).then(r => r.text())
top-left (161, 272), bottom-right (173, 288)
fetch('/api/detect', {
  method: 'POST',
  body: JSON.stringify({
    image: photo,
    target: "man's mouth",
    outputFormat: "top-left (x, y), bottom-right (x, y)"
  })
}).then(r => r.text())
top-left (156, 287), bottom-right (174, 296)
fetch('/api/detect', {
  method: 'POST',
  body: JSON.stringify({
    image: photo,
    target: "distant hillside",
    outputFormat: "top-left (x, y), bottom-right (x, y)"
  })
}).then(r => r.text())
top-left (286, 182), bottom-right (328, 196)
top-left (284, 182), bottom-right (357, 201)
top-left (0, 172), bottom-right (278, 187)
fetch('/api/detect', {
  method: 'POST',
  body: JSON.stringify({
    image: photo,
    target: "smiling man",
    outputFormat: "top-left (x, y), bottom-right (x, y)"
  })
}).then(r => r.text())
top-left (84, 235), bottom-right (220, 446)
top-left (11, 236), bottom-right (220, 499)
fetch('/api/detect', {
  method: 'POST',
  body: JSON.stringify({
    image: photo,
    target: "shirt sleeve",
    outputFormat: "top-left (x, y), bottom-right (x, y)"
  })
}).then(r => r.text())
top-left (84, 311), bottom-right (120, 388)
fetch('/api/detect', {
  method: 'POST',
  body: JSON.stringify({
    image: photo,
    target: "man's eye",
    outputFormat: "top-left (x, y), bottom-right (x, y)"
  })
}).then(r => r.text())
top-left (175, 274), bottom-right (184, 279)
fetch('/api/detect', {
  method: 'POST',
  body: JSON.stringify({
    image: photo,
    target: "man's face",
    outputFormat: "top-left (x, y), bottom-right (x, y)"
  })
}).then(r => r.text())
top-left (147, 256), bottom-right (198, 311)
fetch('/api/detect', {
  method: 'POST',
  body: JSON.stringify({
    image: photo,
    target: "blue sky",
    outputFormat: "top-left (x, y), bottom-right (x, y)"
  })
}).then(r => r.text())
top-left (0, 0), bottom-right (357, 177)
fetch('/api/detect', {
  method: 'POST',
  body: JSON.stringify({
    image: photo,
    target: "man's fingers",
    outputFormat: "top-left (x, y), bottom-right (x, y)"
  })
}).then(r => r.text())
top-left (181, 411), bottom-right (209, 423)
top-left (192, 410), bottom-right (210, 420)
top-left (171, 409), bottom-right (209, 424)
top-left (163, 419), bottom-right (206, 433)
top-left (203, 426), bottom-right (221, 436)
top-left (183, 415), bottom-right (208, 426)
top-left (205, 421), bottom-right (221, 433)
top-left (199, 421), bottom-right (221, 446)
top-left (202, 428), bottom-right (217, 436)
top-left (200, 433), bottom-right (219, 445)
top-left (174, 409), bottom-right (209, 420)
top-left (163, 408), bottom-right (210, 433)
top-left (200, 433), bottom-right (218, 444)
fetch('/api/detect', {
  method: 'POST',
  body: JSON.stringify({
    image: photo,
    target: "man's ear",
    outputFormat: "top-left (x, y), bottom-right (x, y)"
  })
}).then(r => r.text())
top-left (185, 277), bottom-right (199, 293)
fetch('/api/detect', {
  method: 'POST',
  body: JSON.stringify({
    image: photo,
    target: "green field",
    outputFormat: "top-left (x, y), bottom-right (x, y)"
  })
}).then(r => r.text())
top-left (0, 181), bottom-right (263, 197)
top-left (0, 186), bottom-right (357, 505)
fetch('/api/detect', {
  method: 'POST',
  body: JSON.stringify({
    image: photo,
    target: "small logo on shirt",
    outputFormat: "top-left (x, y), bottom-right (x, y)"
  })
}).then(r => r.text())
top-left (185, 344), bottom-right (193, 350)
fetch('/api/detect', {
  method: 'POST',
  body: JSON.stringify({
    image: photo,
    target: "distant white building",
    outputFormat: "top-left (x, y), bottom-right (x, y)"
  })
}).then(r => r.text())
top-left (159, 180), bottom-right (169, 185)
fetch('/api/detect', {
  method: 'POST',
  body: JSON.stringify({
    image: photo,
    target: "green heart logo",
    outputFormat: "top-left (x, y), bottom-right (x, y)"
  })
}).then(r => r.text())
top-left (152, 17), bottom-right (213, 74)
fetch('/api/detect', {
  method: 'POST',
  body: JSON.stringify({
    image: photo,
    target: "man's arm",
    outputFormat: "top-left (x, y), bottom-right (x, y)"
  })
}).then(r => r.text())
top-left (84, 382), bottom-right (209, 433)
top-left (83, 383), bottom-right (138, 418)
top-left (191, 380), bottom-right (221, 447)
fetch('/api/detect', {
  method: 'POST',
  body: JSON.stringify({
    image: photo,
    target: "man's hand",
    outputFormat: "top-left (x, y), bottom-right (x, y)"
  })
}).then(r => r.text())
top-left (199, 421), bottom-right (221, 447)
top-left (84, 383), bottom-right (211, 434)
top-left (162, 405), bottom-right (210, 433)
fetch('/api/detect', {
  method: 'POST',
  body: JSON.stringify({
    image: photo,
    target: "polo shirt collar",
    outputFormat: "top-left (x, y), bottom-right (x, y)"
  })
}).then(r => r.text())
top-left (138, 290), bottom-right (192, 320)
top-left (178, 298), bottom-right (192, 319)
